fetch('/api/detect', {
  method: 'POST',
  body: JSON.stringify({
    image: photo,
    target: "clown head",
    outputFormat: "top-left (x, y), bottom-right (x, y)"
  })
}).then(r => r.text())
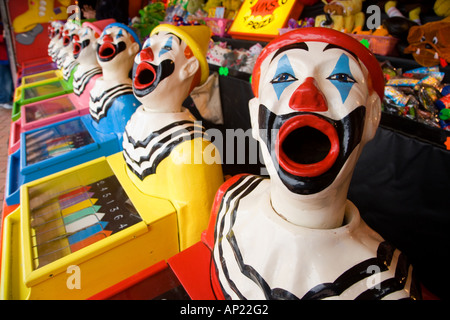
top-left (96, 23), bottom-right (141, 76)
top-left (74, 19), bottom-right (116, 67)
top-left (132, 24), bottom-right (210, 112)
top-left (249, 27), bottom-right (384, 228)
top-left (55, 21), bottom-right (80, 68)
top-left (48, 21), bottom-right (64, 57)
top-left (73, 26), bottom-right (98, 64)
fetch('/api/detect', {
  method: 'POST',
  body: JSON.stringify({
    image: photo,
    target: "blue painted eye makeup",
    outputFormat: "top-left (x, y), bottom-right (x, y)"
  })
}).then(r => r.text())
top-left (327, 53), bottom-right (357, 103)
top-left (271, 55), bottom-right (298, 100)
top-left (115, 29), bottom-right (124, 39)
top-left (159, 36), bottom-right (173, 57)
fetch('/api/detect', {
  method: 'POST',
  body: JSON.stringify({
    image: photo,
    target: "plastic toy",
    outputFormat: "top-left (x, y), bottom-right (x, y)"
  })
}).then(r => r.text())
top-left (120, 23), bottom-right (223, 251)
top-left (222, 0), bottom-right (244, 20)
top-left (174, 27), bottom-right (422, 300)
top-left (434, 0), bottom-right (450, 18)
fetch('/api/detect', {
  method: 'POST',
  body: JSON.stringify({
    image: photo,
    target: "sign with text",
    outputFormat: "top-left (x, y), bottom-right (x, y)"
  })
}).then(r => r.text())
top-left (228, 0), bottom-right (304, 41)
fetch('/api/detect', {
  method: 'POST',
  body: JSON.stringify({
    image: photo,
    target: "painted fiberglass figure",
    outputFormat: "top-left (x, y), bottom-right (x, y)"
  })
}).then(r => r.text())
top-left (203, 27), bottom-right (422, 300)
top-left (122, 24), bottom-right (223, 251)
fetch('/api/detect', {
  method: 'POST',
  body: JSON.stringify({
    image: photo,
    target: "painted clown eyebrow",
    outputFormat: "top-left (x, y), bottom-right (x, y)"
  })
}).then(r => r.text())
top-left (271, 42), bottom-right (308, 62)
top-left (154, 32), bottom-right (182, 45)
top-left (323, 43), bottom-right (358, 61)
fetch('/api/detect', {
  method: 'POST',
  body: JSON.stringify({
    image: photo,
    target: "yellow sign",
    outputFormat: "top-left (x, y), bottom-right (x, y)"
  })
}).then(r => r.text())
top-left (228, 0), bottom-right (304, 41)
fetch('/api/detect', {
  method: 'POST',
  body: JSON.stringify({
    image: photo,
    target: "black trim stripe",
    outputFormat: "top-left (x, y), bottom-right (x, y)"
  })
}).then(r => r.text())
top-left (125, 120), bottom-right (195, 148)
top-left (213, 175), bottom-right (266, 299)
top-left (123, 121), bottom-right (206, 180)
top-left (89, 84), bottom-right (133, 122)
top-left (73, 67), bottom-right (102, 96)
top-left (62, 60), bottom-right (79, 81)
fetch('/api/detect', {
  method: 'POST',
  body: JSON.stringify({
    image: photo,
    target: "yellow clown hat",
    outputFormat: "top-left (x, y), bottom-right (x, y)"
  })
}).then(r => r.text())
top-left (151, 23), bottom-right (211, 85)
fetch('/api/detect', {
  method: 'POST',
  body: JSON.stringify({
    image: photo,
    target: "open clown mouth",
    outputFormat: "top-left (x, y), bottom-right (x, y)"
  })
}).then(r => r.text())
top-left (133, 61), bottom-right (156, 90)
top-left (98, 42), bottom-right (117, 60)
top-left (73, 42), bottom-right (81, 58)
top-left (97, 41), bottom-right (127, 62)
top-left (258, 104), bottom-right (366, 195)
top-left (132, 59), bottom-right (175, 97)
top-left (276, 114), bottom-right (339, 178)
top-left (63, 35), bottom-right (71, 47)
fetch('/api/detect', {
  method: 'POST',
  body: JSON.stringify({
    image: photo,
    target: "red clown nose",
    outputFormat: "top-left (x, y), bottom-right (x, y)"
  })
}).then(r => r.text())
top-left (289, 77), bottom-right (328, 112)
top-left (139, 47), bottom-right (154, 62)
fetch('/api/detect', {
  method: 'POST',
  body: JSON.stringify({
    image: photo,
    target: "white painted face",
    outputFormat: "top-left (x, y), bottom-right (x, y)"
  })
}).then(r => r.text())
top-left (48, 21), bottom-right (64, 55)
top-left (132, 30), bottom-right (199, 109)
top-left (61, 22), bottom-right (79, 51)
top-left (73, 26), bottom-right (98, 62)
top-left (96, 25), bottom-right (140, 70)
top-left (54, 22), bottom-right (79, 67)
top-left (250, 41), bottom-right (380, 195)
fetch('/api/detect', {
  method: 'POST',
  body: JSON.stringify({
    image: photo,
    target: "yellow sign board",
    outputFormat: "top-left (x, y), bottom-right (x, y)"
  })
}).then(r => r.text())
top-left (228, 0), bottom-right (304, 41)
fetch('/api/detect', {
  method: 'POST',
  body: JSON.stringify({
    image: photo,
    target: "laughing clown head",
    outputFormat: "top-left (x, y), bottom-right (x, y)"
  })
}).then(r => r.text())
top-left (132, 24), bottom-right (211, 112)
top-left (96, 22), bottom-right (141, 72)
top-left (249, 27), bottom-right (384, 197)
top-left (74, 19), bottom-right (115, 65)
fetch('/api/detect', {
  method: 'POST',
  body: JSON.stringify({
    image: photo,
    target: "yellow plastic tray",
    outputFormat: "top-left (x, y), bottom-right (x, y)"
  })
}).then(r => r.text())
top-left (1, 156), bottom-right (178, 300)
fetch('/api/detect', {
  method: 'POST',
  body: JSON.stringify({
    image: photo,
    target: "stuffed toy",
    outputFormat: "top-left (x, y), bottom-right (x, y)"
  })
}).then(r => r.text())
top-left (382, 1), bottom-right (419, 57)
top-left (404, 17), bottom-right (450, 67)
top-left (434, 0), bottom-right (450, 18)
top-left (222, 0), bottom-right (243, 19)
top-left (314, 0), bottom-right (365, 33)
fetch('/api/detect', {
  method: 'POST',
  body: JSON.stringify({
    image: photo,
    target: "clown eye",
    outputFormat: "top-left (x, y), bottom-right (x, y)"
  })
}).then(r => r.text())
top-left (271, 73), bottom-right (297, 84)
top-left (116, 29), bottom-right (124, 39)
top-left (159, 37), bottom-right (173, 57)
top-left (327, 73), bottom-right (356, 83)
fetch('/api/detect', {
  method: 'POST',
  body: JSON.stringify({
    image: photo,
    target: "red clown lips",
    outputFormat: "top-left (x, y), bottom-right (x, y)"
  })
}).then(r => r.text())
top-left (63, 34), bottom-right (71, 47)
top-left (98, 41), bottom-right (117, 60)
top-left (73, 42), bottom-right (81, 57)
top-left (276, 114), bottom-right (340, 178)
top-left (133, 61), bottom-right (156, 90)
